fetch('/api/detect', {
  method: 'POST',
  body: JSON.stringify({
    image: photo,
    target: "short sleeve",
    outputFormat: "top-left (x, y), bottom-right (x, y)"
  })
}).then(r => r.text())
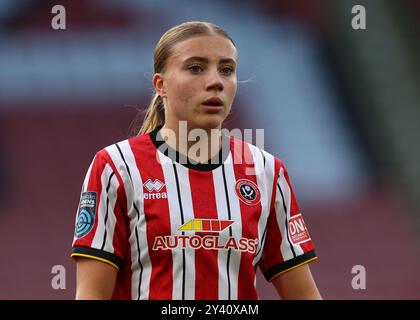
top-left (258, 163), bottom-right (317, 281)
top-left (71, 151), bottom-right (128, 270)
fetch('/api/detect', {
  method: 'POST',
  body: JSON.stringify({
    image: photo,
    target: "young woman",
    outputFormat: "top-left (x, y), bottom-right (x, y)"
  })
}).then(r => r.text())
top-left (71, 21), bottom-right (321, 300)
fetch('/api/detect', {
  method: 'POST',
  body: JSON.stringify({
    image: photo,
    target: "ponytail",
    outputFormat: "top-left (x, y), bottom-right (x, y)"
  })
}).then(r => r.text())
top-left (138, 94), bottom-right (165, 135)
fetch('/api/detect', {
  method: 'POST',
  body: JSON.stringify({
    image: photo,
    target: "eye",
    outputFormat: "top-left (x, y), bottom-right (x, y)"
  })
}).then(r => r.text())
top-left (188, 65), bottom-right (204, 74)
top-left (220, 66), bottom-right (235, 76)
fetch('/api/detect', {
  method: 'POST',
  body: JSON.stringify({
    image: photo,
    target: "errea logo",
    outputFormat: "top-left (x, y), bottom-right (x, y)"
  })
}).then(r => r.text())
top-left (143, 179), bottom-right (167, 200)
top-left (144, 179), bottom-right (164, 192)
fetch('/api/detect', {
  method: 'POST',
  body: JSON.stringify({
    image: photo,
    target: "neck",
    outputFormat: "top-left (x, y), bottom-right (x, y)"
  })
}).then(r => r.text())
top-left (160, 121), bottom-right (222, 163)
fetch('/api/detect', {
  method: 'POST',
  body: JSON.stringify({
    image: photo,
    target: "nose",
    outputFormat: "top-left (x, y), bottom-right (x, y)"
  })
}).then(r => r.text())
top-left (205, 68), bottom-right (224, 92)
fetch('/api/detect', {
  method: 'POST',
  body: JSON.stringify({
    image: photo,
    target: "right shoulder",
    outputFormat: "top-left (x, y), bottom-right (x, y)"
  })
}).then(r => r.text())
top-left (93, 132), bottom-right (151, 168)
top-left (88, 132), bottom-right (154, 189)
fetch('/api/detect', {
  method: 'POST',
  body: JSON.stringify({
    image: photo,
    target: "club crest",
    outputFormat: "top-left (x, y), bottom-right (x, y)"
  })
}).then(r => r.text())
top-left (235, 179), bottom-right (261, 206)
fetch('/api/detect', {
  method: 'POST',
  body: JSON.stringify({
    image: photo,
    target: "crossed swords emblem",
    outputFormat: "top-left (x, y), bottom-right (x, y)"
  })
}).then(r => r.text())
top-left (241, 185), bottom-right (255, 200)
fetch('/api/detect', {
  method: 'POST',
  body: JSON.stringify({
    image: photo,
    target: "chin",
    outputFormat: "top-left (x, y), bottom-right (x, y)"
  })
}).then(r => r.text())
top-left (196, 116), bottom-right (224, 130)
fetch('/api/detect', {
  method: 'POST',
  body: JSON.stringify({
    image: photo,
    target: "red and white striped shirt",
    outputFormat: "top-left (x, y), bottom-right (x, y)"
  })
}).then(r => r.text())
top-left (71, 127), bottom-right (317, 300)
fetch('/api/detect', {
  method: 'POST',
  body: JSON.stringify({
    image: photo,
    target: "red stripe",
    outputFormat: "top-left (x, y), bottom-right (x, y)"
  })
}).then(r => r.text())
top-left (76, 150), bottom-right (133, 298)
top-left (230, 137), bottom-right (262, 299)
top-left (129, 135), bottom-right (173, 299)
top-left (188, 170), bottom-right (219, 299)
top-left (202, 220), bottom-right (211, 231)
top-left (211, 220), bottom-right (220, 231)
top-left (109, 178), bottom-right (132, 299)
top-left (283, 166), bottom-right (300, 216)
top-left (100, 150), bottom-right (129, 262)
top-left (270, 158), bottom-right (282, 228)
top-left (283, 166), bottom-right (315, 254)
top-left (101, 150), bottom-right (133, 298)
top-left (299, 238), bottom-right (315, 253)
top-left (220, 220), bottom-right (233, 231)
top-left (111, 184), bottom-right (129, 259)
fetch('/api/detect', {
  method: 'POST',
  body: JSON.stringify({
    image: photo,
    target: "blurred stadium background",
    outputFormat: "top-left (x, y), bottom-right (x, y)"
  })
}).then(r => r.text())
top-left (1, 0), bottom-right (420, 299)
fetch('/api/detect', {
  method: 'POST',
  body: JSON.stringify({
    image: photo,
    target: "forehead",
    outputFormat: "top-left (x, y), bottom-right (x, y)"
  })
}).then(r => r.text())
top-left (169, 35), bottom-right (237, 64)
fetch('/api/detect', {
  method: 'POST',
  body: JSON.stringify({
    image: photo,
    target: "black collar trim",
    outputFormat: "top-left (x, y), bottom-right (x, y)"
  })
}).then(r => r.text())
top-left (149, 126), bottom-right (230, 171)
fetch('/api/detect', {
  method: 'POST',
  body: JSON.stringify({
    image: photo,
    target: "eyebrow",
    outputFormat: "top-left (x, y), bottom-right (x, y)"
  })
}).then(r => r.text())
top-left (182, 56), bottom-right (237, 66)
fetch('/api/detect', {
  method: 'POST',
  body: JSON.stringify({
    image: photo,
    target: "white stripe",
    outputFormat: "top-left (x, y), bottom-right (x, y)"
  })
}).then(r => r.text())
top-left (158, 152), bottom-right (196, 300)
top-left (105, 144), bottom-right (133, 210)
top-left (254, 276), bottom-right (257, 298)
top-left (248, 145), bottom-right (275, 266)
top-left (114, 140), bottom-right (151, 300)
top-left (219, 153), bottom-right (242, 300)
top-left (82, 157), bottom-right (94, 192)
top-left (280, 170), bottom-right (304, 256)
top-left (91, 164), bottom-right (118, 253)
top-left (213, 165), bottom-right (230, 300)
top-left (72, 157), bottom-right (95, 246)
top-left (174, 163), bottom-right (196, 300)
top-left (277, 168), bottom-right (304, 260)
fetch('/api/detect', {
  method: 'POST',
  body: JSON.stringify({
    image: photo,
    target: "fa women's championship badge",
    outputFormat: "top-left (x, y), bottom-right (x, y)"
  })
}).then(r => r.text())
top-left (75, 191), bottom-right (97, 238)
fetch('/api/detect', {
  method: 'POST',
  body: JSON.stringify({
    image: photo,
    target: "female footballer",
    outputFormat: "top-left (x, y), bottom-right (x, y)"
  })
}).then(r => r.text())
top-left (71, 21), bottom-right (321, 300)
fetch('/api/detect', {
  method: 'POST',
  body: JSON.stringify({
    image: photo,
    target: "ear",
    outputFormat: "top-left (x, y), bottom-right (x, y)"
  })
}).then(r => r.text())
top-left (153, 73), bottom-right (166, 97)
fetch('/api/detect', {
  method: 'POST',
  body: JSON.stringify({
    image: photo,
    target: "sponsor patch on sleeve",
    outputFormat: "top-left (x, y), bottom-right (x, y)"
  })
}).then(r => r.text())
top-left (75, 191), bottom-right (97, 239)
top-left (288, 213), bottom-right (311, 245)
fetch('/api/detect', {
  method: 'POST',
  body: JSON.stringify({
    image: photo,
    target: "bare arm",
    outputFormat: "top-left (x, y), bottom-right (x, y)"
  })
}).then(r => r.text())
top-left (271, 264), bottom-right (321, 300)
top-left (75, 258), bottom-right (118, 300)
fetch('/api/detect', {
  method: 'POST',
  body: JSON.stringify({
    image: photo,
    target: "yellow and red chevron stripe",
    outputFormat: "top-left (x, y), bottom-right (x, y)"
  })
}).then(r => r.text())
top-left (179, 219), bottom-right (234, 232)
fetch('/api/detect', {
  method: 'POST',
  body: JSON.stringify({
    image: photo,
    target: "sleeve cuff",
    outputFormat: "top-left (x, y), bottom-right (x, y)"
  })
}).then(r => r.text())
top-left (263, 250), bottom-right (317, 282)
top-left (71, 246), bottom-right (124, 271)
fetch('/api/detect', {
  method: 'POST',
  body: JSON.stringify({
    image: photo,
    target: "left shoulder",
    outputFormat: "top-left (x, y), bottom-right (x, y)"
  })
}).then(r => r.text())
top-left (231, 136), bottom-right (285, 168)
top-left (228, 135), bottom-right (287, 174)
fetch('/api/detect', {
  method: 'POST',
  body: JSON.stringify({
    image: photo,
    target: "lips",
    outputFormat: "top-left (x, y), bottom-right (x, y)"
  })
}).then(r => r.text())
top-left (202, 97), bottom-right (224, 107)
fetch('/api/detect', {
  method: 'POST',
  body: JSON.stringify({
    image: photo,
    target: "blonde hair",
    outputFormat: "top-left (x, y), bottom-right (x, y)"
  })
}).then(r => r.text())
top-left (138, 21), bottom-right (235, 135)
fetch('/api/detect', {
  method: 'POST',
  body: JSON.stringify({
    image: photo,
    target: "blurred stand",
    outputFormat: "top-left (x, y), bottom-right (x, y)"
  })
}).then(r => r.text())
top-left (0, 0), bottom-right (419, 299)
top-left (0, 151), bottom-right (7, 203)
